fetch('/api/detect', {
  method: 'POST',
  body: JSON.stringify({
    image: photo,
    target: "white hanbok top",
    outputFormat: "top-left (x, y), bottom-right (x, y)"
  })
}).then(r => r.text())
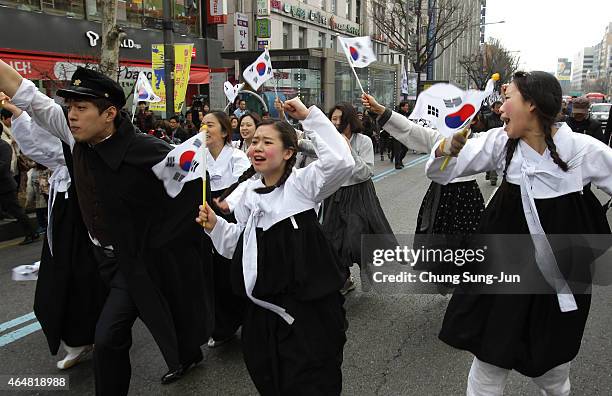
top-left (426, 123), bottom-right (612, 312)
top-left (206, 107), bottom-right (355, 324)
top-left (11, 111), bottom-right (69, 254)
top-left (343, 133), bottom-right (374, 187)
top-left (207, 144), bottom-right (251, 192)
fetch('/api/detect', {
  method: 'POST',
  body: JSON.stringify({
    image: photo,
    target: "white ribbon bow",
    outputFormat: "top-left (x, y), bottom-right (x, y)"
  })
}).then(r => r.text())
top-left (242, 196), bottom-right (295, 324)
top-left (519, 156), bottom-right (578, 312)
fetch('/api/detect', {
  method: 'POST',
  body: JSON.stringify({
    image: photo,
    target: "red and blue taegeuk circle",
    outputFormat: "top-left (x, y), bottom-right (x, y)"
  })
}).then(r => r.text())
top-left (349, 46), bottom-right (359, 61)
top-left (179, 150), bottom-right (196, 172)
top-left (256, 62), bottom-right (267, 76)
top-left (444, 104), bottom-right (476, 129)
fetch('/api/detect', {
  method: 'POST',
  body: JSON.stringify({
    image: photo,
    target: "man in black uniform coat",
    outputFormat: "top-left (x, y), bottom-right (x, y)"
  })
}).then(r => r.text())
top-left (0, 62), bottom-right (214, 396)
top-left (566, 96), bottom-right (605, 143)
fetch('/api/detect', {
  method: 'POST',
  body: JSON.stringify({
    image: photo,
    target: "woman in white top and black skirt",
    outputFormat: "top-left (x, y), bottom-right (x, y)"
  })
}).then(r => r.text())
top-left (203, 111), bottom-right (252, 347)
top-left (321, 103), bottom-right (395, 294)
top-left (197, 97), bottom-right (354, 394)
top-left (427, 71), bottom-right (612, 395)
top-left (361, 94), bottom-right (486, 293)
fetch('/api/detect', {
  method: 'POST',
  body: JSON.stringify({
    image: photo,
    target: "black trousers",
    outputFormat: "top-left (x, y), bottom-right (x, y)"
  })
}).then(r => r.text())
top-left (393, 139), bottom-right (408, 167)
top-left (0, 189), bottom-right (34, 235)
top-left (93, 267), bottom-right (139, 396)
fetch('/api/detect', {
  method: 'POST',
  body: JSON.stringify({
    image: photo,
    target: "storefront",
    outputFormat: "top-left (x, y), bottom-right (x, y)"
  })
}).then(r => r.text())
top-left (0, 6), bottom-right (224, 112)
top-left (222, 48), bottom-right (398, 113)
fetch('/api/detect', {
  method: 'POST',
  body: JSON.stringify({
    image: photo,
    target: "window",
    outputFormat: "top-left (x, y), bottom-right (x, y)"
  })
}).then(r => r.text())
top-left (86, 0), bottom-right (141, 28)
top-left (331, 0), bottom-right (336, 14)
top-left (299, 27), bottom-right (307, 48)
top-left (346, 0), bottom-right (352, 20)
top-left (283, 23), bottom-right (292, 48)
top-left (355, 0), bottom-right (361, 24)
top-left (1, 0), bottom-right (85, 18)
top-left (318, 32), bottom-right (326, 48)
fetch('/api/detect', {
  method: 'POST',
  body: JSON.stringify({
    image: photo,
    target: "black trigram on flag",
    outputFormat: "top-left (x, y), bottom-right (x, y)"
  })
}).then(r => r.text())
top-left (190, 160), bottom-right (200, 173)
top-left (173, 172), bottom-right (186, 182)
top-left (444, 97), bottom-right (462, 108)
top-left (193, 139), bottom-right (202, 148)
top-left (165, 156), bottom-right (176, 167)
top-left (427, 105), bottom-right (439, 117)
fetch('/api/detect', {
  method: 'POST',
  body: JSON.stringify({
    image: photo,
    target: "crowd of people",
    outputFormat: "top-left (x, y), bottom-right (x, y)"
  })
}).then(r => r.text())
top-left (1, 57), bottom-right (612, 396)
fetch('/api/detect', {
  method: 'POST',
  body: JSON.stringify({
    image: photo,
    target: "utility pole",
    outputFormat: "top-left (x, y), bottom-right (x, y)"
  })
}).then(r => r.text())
top-left (163, 0), bottom-right (175, 119)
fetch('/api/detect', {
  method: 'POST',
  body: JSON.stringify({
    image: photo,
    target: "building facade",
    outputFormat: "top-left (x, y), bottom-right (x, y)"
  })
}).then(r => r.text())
top-left (212, 0), bottom-right (399, 112)
top-left (571, 46), bottom-right (595, 94)
top-left (0, 0), bottom-right (224, 111)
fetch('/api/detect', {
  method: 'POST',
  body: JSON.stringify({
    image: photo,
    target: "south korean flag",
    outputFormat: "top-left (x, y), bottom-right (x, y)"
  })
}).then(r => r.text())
top-left (152, 133), bottom-right (206, 198)
top-left (338, 36), bottom-right (377, 68)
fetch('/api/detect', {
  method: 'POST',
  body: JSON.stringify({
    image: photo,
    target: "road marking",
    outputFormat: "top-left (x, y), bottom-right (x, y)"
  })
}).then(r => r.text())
top-left (0, 312), bottom-right (36, 333)
top-left (372, 155), bottom-right (429, 182)
top-left (0, 154), bottom-right (430, 347)
top-left (0, 321), bottom-right (42, 347)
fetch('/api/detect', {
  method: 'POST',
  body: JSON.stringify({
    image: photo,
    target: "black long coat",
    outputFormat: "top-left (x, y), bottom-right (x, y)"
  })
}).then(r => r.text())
top-left (33, 145), bottom-right (107, 354)
top-left (66, 117), bottom-right (213, 368)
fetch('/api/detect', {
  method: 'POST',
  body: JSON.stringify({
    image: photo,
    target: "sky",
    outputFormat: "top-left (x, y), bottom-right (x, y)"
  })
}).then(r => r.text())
top-left (484, 0), bottom-right (612, 72)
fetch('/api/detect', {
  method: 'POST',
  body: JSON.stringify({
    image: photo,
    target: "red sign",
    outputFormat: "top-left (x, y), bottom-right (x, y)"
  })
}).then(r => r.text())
top-left (191, 47), bottom-right (197, 58)
top-left (207, 0), bottom-right (228, 24)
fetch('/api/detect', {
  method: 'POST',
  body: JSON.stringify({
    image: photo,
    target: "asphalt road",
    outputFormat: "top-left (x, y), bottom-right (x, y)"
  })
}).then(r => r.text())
top-left (1, 152), bottom-right (612, 395)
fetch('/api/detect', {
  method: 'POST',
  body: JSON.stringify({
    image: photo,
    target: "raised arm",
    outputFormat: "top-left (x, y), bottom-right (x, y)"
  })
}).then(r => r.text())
top-left (426, 127), bottom-right (508, 185)
top-left (10, 109), bottom-right (65, 171)
top-left (285, 100), bottom-right (355, 202)
top-left (0, 59), bottom-right (23, 98)
top-left (1, 69), bottom-right (74, 147)
top-left (361, 93), bottom-right (442, 153)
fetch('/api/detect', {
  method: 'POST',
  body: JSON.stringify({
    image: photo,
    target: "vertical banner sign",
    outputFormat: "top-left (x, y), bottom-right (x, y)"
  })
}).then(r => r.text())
top-left (150, 43), bottom-right (194, 113)
top-left (208, 0), bottom-right (228, 24)
top-left (235, 13), bottom-right (249, 52)
top-left (256, 0), bottom-right (270, 15)
top-left (174, 44), bottom-right (194, 113)
top-left (150, 44), bottom-right (166, 112)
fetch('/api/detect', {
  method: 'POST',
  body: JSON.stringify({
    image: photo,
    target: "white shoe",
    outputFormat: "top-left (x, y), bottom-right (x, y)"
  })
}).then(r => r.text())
top-left (56, 345), bottom-right (93, 370)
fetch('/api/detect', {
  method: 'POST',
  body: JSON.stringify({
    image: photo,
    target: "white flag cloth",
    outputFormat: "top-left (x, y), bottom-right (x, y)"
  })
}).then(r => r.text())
top-left (243, 49), bottom-right (274, 91)
top-left (152, 132), bottom-right (206, 198)
top-left (408, 78), bottom-right (495, 138)
top-left (338, 36), bottom-right (377, 68)
top-left (134, 71), bottom-right (161, 103)
top-left (401, 67), bottom-right (409, 95)
top-left (223, 81), bottom-right (245, 103)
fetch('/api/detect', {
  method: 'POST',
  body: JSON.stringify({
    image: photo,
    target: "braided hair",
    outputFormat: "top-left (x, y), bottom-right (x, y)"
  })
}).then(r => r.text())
top-left (503, 71), bottom-right (568, 178)
top-left (219, 119), bottom-right (298, 201)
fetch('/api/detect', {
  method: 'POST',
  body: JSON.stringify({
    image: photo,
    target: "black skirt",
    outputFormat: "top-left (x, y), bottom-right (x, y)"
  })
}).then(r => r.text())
top-left (232, 209), bottom-right (347, 395)
top-left (439, 180), bottom-right (611, 377)
top-left (209, 189), bottom-right (246, 340)
top-left (413, 180), bottom-right (485, 275)
top-left (34, 193), bottom-right (107, 354)
top-left (321, 179), bottom-right (396, 269)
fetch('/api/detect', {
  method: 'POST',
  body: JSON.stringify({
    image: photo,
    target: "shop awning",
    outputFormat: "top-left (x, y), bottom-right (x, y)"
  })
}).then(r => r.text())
top-left (189, 68), bottom-right (209, 84)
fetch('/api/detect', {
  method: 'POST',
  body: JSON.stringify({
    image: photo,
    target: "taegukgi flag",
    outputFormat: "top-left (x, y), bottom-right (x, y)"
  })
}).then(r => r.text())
top-left (338, 36), bottom-right (377, 68)
top-left (134, 71), bottom-right (161, 103)
top-left (243, 49), bottom-right (274, 91)
top-left (409, 78), bottom-right (496, 138)
top-left (152, 132), bottom-right (206, 198)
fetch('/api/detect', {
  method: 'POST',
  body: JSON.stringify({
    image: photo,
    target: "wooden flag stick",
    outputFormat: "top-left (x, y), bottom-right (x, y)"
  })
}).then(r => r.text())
top-left (349, 63), bottom-right (366, 95)
top-left (200, 124), bottom-right (208, 206)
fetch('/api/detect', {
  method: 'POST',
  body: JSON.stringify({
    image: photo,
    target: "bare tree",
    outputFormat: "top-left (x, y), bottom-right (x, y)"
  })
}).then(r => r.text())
top-left (459, 38), bottom-right (520, 90)
top-left (99, 0), bottom-right (126, 80)
top-left (371, 0), bottom-right (471, 95)
top-left (583, 77), bottom-right (610, 95)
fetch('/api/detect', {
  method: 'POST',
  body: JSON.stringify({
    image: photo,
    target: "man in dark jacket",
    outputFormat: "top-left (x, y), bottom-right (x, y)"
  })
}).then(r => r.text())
top-left (0, 121), bottom-right (38, 244)
top-left (566, 96), bottom-right (605, 143)
top-left (0, 62), bottom-right (213, 396)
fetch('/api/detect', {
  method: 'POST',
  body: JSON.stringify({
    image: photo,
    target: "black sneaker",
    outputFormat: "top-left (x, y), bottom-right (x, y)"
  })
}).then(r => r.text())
top-left (19, 233), bottom-right (40, 246)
